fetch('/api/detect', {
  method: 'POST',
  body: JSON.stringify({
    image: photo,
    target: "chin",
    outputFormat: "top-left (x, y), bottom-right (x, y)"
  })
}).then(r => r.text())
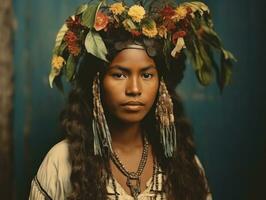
top-left (112, 112), bottom-right (147, 124)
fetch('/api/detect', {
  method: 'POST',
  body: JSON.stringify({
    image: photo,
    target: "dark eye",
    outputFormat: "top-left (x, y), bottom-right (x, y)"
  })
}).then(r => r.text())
top-left (142, 73), bottom-right (153, 79)
top-left (112, 73), bottom-right (127, 79)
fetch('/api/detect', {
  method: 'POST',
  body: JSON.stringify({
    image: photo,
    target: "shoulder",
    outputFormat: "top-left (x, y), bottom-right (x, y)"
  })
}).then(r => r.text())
top-left (37, 139), bottom-right (71, 178)
top-left (34, 139), bottom-right (72, 199)
top-left (37, 140), bottom-right (70, 175)
top-left (44, 139), bottom-right (70, 164)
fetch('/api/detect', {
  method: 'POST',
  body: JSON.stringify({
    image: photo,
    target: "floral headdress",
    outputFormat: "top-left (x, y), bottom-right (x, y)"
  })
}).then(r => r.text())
top-left (49, 0), bottom-right (236, 92)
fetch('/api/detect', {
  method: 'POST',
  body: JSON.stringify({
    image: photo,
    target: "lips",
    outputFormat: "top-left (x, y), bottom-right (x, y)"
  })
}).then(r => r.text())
top-left (121, 101), bottom-right (145, 111)
top-left (121, 101), bottom-right (145, 106)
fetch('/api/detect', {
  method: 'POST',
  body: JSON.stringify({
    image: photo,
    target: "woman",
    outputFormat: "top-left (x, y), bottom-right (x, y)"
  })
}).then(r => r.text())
top-left (29, 1), bottom-right (235, 199)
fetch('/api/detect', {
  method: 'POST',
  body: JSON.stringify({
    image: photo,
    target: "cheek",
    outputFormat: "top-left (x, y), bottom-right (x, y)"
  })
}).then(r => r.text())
top-left (102, 77), bottom-right (123, 109)
top-left (143, 80), bottom-right (159, 106)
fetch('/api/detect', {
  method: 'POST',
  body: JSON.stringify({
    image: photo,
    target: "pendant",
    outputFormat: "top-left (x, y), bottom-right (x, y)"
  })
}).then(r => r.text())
top-left (126, 176), bottom-right (141, 200)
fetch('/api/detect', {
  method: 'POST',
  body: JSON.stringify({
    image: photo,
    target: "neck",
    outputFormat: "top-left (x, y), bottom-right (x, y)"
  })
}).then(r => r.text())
top-left (109, 121), bottom-right (143, 148)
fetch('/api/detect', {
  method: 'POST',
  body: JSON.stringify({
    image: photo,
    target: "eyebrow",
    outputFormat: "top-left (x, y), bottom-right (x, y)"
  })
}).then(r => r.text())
top-left (108, 65), bottom-right (156, 72)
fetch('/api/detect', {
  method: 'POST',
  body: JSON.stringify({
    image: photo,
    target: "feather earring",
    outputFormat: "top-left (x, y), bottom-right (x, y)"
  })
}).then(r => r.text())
top-left (92, 72), bottom-right (113, 156)
top-left (155, 77), bottom-right (176, 157)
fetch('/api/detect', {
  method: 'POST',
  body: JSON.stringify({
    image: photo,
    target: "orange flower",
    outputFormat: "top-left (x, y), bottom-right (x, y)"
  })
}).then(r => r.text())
top-left (94, 12), bottom-right (109, 31)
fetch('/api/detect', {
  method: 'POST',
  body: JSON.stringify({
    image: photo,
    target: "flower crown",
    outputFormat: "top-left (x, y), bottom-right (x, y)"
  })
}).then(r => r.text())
top-left (49, 0), bottom-right (236, 92)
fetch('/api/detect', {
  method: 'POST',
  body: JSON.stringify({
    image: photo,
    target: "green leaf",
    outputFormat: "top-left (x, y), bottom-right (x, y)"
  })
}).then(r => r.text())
top-left (187, 24), bottom-right (204, 70)
top-left (53, 23), bottom-right (68, 54)
top-left (66, 55), bottom-right (76, 81)
top-left (75, 4), bottom-right (88, 15)
top-left (142, 18), bottom-right (155, 29)
top-left (200, 25), bottom-right (222, 49)
top-left (192, 40), bottom-right (203, 70)
top-left (85, 31), bottom-right (108, 62)
top-left (219, 49), bottom-right (236, 91)
top-left (181, 2), bottom-right (210, 16)
top-left (57, 42), bottom-right (67, 55)
top-left (222, 63), bottom-right (232, 85)
top-left (220, 59), bottom-right (232, 91)
top-left (186, 35), bottom-right (203, 71)
top-left (222, 48), bottom-right (237, 62)
top-left (198, 42), bottom-right (212, 67)
top-left (196, 66), bottom-right (214, 86)
top-left (81, 1), bottom-right (103, 28)
top-left (163, 39), bottom-right (172, 70)
top-left (122, 18), bottom-right (137, 31)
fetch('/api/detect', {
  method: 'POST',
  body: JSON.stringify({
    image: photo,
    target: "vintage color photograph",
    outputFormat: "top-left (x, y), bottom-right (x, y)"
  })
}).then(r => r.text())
top-left (0, 0), bottom-right (265, 199)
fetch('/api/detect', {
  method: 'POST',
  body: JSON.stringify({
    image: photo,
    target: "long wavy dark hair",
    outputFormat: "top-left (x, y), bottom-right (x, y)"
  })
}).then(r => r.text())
top-left (60, 32), bottom-right (210, 199)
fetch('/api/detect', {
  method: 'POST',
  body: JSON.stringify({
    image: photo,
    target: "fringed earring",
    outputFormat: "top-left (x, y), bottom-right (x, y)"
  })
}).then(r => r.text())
top-left (92, 72), bottom-right (113, 156)
top-left (155, 77), bottom-right (177, 157)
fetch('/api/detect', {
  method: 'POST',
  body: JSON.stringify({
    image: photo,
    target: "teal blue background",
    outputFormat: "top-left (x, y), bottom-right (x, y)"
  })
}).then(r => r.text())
top-left (13, 0), bottom-right (266, 199)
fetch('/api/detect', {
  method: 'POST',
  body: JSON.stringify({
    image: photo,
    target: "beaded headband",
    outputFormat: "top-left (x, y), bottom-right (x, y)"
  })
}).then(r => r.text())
top-left (49, 0), bottom-right (236, 92)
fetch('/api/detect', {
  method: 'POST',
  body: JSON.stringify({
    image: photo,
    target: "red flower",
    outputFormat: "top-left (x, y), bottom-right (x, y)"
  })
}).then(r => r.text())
top-left (94, 12), bottom-right (109, 31)
top-left (163, 19), bottom-right (176, 32)
top-left (64, 31), bottom-right (81, 56)
top-left (68, 45), bottom-right (81, 56)
top-left (131, 30), bottom-right (142, 37)
top-left (160, 6), bottom-right (176, 19)
top-left (172, 30), bottom-right (187, 44)
top-left (65, 31), bottom-right (78, 43)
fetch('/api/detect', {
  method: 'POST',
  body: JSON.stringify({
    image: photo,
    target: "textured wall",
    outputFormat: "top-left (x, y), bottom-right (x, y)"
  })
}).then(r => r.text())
top-left (0, 0), bottom-right (14, 199)
top-left (12, 0), bottom-right (266, 199)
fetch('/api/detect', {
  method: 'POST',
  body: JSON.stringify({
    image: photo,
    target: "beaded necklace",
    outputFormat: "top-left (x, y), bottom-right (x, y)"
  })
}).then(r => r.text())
top-left (110, 137), bottom-right (148, 199)
top-left (109, 138), bottom-right (164, 200)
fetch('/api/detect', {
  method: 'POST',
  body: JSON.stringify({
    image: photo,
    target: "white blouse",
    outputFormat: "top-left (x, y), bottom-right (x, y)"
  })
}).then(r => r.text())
top-left (29, 140), bottom-right (212, 200)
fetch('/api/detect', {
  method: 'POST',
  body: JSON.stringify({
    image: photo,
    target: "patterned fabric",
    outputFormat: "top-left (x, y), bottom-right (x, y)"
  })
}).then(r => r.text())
top-left (106, 169), bottom-right (166, 200)
top-left (28, 140), bottom-right (212, 200)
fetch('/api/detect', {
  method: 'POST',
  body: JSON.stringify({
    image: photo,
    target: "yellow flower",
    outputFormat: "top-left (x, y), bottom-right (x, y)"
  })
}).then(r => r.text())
top-left (109, 2), bottom-right (125, 15)
top-left (51, 56), bottom-right (65, 70)
top-left (172, 5), bottom-right (187, 22)
top-left (128, 5), bottom-right (146, 23)
top-left (142, 22), bottom-right (158, 38)
top-left (158, 25), bottom-right (168, 39)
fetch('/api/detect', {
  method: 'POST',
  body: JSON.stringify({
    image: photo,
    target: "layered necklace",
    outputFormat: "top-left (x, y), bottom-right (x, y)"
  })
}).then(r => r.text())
top-left (110, 137), bottom-right (149, 200)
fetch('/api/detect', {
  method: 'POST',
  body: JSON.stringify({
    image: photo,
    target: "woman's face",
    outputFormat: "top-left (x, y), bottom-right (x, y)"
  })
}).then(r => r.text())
top-left (102, 48), bottom-right (159, 124)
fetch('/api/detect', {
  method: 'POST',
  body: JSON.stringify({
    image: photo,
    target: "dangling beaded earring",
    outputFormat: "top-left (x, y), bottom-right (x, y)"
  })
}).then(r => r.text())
top-left (155, 77), bottom-right (177, 157)
top-left (92, 72), bottom-right (113, 156)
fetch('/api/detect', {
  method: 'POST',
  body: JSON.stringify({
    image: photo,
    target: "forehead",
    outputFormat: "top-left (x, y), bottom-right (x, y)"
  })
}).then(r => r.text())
top-left (109, 48), bottom-right (156, 70)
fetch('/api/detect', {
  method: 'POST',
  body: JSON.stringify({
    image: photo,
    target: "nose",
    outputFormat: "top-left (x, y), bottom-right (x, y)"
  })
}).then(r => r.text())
top-left (125, 76), bottom-right (142, 97)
